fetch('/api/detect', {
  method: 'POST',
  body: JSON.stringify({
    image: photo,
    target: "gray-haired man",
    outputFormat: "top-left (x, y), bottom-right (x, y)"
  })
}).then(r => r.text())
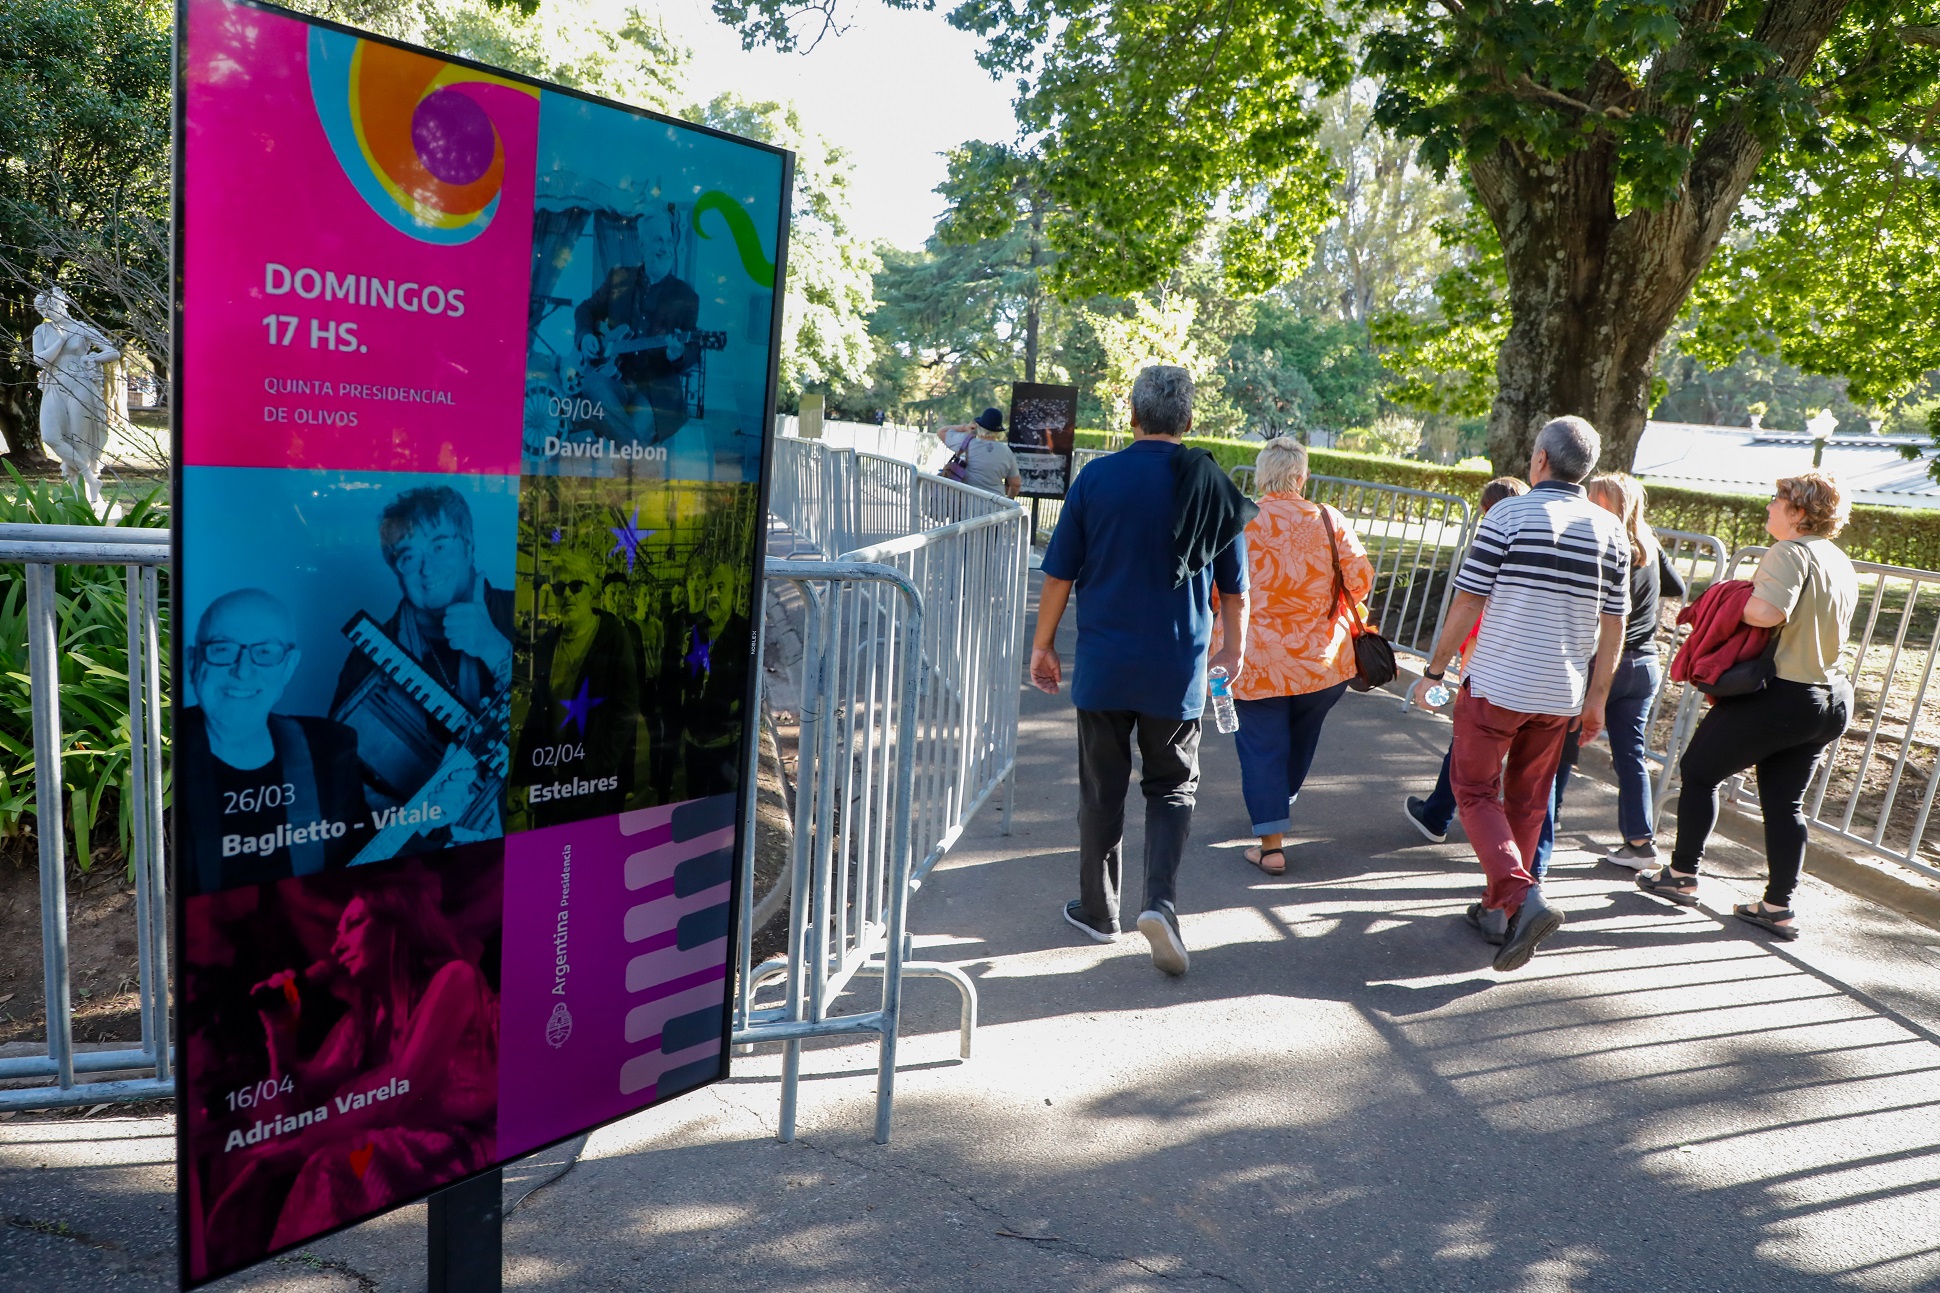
top-left (1412, 416), bottom-right (1629, 971)
top-left (1030, 366), bottom-right (1251, 975)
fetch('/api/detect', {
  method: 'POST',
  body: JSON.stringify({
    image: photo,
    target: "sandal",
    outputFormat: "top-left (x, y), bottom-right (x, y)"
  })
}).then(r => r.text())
top-left (1636, 867), bottom-right (1700, 907)
top-left (1733, 902), bottom-right (1800, 941)
top-left (1244, 846), bottom-right (1286, 876)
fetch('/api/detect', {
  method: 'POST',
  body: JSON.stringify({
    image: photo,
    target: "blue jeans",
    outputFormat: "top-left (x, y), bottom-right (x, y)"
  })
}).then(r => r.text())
top-left (1533, 650), bottom-right (1662, 870)
top-left (1605, 651), bottom-right (1663, 844)
top-left (1233, 683), bottom-right (1350, 834)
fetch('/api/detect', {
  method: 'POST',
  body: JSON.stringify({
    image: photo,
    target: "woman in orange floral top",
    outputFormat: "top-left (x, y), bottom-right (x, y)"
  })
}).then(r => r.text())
top-left (1210, 438), bottom-right (1373, 875)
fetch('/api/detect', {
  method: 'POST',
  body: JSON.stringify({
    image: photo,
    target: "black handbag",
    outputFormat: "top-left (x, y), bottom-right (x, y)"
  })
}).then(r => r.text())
top-left (1321, 507), bottom-right (1397, 692)
top-left (1695, 630), bottom-right (1778, 697)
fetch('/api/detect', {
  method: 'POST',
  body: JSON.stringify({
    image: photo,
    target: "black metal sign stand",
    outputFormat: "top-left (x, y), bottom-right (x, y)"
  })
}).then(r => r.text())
top-left (427, 1168), bottom-right (502, 1292)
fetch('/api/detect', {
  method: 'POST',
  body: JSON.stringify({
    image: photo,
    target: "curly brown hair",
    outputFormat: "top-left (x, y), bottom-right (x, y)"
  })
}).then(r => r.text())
top-left (1775, 471), bottom-right (1850, 538)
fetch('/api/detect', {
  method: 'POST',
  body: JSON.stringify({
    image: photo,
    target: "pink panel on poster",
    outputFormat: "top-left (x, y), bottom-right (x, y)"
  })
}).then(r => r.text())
top-left (180, 0), bottom-right (536, 474)
top-left (497, 797), bottom-right (733, 1158)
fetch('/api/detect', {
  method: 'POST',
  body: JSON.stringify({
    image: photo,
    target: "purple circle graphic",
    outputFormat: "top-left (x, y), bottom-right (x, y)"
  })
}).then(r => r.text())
top-left (411, 88), bottom-right (495, 185)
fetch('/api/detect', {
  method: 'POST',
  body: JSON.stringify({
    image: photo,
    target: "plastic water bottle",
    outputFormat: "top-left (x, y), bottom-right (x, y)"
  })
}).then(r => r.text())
top-left (1425, 680), bottom-right (1452, 708)
top-left (1208, 667), bottom-right (1240, 734)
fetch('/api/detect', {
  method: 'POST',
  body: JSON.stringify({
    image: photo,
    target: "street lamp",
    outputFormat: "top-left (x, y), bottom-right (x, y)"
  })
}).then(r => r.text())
top-left (1808, 408), bottom-right (1838, 468)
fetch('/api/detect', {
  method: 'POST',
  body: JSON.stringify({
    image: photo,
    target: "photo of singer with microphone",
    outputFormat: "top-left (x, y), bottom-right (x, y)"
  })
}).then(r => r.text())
top-left (180, 854), bottom-right (502, 1282)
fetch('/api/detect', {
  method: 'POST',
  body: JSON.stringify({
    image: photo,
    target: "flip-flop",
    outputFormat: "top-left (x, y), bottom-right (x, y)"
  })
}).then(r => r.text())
top-left (1733, 902), bottom-right (1800, 941)
top-left (1244, 846), bottom-right (1286, 876)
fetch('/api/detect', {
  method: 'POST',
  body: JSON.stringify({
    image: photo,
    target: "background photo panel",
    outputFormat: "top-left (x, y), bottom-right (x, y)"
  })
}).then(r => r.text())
top-left (177, 466), bottom-right (517, 895)
top-left (179, 0), bottom-right (536, 475)
top-left (178, 847), bottom-right (505, 1284)
top-left (522, 90), bottom-right (789, 485)
top-left (510, 476), bottom-right (761, 832)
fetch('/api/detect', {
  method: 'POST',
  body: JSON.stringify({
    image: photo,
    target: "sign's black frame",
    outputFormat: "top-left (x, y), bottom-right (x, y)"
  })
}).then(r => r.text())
top-left (169, 3), bottom-right (793, 1283)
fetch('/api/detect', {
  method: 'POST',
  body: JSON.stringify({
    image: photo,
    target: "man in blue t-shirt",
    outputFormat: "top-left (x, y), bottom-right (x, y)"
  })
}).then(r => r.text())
top-left (1031, 366), bottom-right (1249, 976)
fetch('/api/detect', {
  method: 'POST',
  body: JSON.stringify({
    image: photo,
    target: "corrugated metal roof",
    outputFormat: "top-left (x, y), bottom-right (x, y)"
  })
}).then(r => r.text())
top-left (1634, 422), bottom-right (1939, 510)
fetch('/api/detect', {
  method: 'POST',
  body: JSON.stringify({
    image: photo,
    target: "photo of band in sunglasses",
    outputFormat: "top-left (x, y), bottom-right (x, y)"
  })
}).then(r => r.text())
top-left (177, 467), bottom-right (521, 899)
top-left (506, 473), bottom-right (760, 832)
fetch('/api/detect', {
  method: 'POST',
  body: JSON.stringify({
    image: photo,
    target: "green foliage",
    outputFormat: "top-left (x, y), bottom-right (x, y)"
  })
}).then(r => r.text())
top-left (849, 237), bottom-right (1035, 423)
top-left (697, 94), bottom-right (878, 401)
top-left (0, 0), bottom-right (171, 451)
top-left (1651, 340), bottom-right (1883, 431)
top-left (1363, 4), bottom-right (1813, 210)
top-left (922, 0), bottom-right (1356, 298)
top-left (1226, 302), bottom-right (1383, 437)
top-left (1369, 203), bottom-right (1505, 420)
top-left (1072, 433), bottom-right (1940, 569)
top-left (1679, 18), bottom-right (1940, 411)
top-left (420, 0), bottom-right (688, 110)
top-left (1283, 86), bottom-right (1469, 325)
top-left (0, 469), bottom-right (168, 872)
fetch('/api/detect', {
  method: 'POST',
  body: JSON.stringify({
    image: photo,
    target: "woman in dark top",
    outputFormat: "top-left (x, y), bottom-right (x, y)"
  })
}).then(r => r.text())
top-left (1535, 473), bottom-right (1686, 871)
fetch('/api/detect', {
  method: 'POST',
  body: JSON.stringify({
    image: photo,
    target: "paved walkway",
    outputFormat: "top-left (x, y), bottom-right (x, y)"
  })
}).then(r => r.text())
top-left (7, 582), bottom-right (1940, 1291)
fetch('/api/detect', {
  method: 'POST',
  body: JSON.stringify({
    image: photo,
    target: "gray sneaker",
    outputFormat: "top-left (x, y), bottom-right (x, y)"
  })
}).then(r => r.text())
top-left (1605, 840), bottom-right (1659, 869)
top-left (1465, 901), bottom-right (1508, 946)
top-left (1493, 888), bottom-right (1564, 973)
top-left (1136, 905), bottom-right (1190, 976)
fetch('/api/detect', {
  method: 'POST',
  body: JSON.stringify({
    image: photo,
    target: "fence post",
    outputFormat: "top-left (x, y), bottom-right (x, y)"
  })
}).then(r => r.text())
top-left (26, 560), bottom-right (75, 1090)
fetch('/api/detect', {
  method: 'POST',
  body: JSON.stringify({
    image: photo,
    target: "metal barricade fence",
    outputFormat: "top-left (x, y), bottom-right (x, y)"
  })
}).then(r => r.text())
top-left (1640, 530), bottom-right (1733, 824)
top-left (770, 436), bottom-right (859, 557)
top-left (844, 501), bottom-right (1030, 886)
top-left (0, 523), bottom-right (173, 1111)
top-left (734, 450), bottom-right (1027, 1143)
top-left (1654, 545), bottom-right (1940, 882)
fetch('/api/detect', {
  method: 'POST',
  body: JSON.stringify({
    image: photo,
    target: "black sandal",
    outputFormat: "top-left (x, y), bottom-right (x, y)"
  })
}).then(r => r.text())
top-left (1636, 867), bottom-right (1699, 907)
top-left (1733, 902), bottom-right (1800, 941)
top-left (1245, 846), bottom-right (1286, 876)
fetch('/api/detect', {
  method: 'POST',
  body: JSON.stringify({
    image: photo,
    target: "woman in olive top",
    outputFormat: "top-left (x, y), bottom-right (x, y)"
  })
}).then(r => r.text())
top-left (1637, 471), bottom-right (1858, 939)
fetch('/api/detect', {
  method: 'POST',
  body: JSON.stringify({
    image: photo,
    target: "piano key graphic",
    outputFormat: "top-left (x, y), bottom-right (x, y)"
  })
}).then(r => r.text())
top-left (614, 793), bottom-right (735, 1097)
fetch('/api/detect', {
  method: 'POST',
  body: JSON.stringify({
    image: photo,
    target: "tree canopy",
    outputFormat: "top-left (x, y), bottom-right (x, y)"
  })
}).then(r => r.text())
top-left (718, 0), bottom-right (1940, 472)
top-left (0, 0), bottom-right (170, 460)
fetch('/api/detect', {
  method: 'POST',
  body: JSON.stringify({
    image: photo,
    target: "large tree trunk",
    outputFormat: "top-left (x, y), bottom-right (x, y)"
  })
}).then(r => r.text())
top-left (1472, 0), bottom-right (1850, 476)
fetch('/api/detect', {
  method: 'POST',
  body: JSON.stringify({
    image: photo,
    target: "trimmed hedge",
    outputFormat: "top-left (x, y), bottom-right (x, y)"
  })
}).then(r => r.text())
top-left (1071, 431), bottom-right (1940, 571)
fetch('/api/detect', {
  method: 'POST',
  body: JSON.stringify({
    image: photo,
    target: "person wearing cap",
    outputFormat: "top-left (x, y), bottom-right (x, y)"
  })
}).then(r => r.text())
top-left (937, 407), bottom-right (1022, 498)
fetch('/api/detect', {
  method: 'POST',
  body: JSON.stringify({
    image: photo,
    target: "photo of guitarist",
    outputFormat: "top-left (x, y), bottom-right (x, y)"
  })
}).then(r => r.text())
top-left (573, 206), bottom-right (702, 446)
top-left (331, 486), bottom-right (513, 856)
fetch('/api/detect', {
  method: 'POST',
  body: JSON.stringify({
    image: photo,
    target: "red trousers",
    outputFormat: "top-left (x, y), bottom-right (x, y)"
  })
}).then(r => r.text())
top-left (1451, 686), bottom-right (1571, 915)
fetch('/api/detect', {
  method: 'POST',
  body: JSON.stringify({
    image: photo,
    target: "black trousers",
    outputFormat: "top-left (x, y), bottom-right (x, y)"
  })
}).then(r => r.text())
top-left (1672, 678), bottom-right (1849, 907)
top-left (1076, 709), bottom-right (1201, 925)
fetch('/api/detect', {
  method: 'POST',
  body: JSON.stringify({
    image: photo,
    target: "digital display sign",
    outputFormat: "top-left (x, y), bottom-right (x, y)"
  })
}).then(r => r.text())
top-left (172, 2), bottom-right (789, 1282)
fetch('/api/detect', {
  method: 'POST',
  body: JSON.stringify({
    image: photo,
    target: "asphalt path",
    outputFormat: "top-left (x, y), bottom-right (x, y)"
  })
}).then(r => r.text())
top-left (5, 577), bottom-right (1940, 1291)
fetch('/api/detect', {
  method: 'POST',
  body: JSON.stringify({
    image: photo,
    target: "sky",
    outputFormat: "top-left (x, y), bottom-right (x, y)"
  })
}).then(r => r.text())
top-left (654, 0), bottom-right (1020, 251)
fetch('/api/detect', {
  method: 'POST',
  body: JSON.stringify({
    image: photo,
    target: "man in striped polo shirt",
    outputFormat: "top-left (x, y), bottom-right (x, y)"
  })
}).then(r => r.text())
top-left (1412, 416), bottom-right (1629, 971)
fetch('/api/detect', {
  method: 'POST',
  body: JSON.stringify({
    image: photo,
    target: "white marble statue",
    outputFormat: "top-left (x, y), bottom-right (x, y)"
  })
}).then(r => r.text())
top-left (32, 287), bottom-right (118, 511)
